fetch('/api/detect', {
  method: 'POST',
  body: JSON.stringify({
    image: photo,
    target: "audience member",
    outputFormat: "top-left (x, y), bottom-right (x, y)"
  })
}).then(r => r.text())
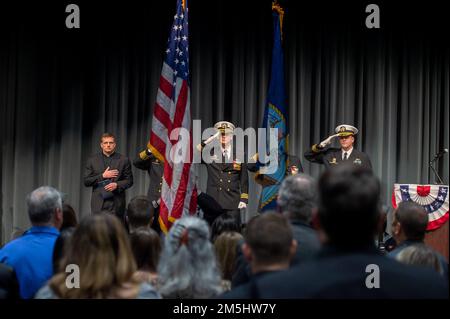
top-left (0, 186), bottom-right (63, 298)
top-left (158, 217), bottom-right (222, 298)
top-left (210, 212), bottom-right (241, 242)
top-left (223, 213), bottom-right (297, 298)
top-left (389, 201), bottom-right (448, 277)
top-left (277, 174), bottom-right (321, 264)
top-left (241, 164), bottom-right (449, 298)
top-left (61, 203), bottom-right (78, 231)
top-left (130, 228), bottom-right (162, 287)
top-left (35, 214), bottom-right (160, 299)
top-left (52, 227), bottom-right (76, 274)
top-left (0, 263), bottom-right (20, 299)
top-left (214, 231), bottom-right (244, 291)
top-left (126, 196), bottom-right (155, 233)
top-left (232, 174), bottom-right (320, 288)
top-left (396, 243), bottom-right (444, 276)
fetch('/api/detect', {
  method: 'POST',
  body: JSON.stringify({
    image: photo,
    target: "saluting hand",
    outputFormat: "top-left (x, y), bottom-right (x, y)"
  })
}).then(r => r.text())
top-left (196, 131), bottom-right (220, 152)
top-left (319, 134), bottom-right (339, 148)
top-left (102, 166), bottom-right (119, 179)
top-left (205, 131), bottom-right (220, 145)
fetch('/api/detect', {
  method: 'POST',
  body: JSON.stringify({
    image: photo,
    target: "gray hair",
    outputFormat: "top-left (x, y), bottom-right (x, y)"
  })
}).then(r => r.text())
top-left (157, 216), bottom-right (222, 298)
top-left (27, 186), bottom-right (63, 224)
top-left (396, 244), bottom-right (444, 276)
top-left (277, 173), bottom-right (317, 223)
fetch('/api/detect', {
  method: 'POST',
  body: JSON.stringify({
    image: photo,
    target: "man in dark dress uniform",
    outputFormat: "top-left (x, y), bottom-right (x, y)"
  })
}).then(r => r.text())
top-left (84, 133), bottom-right (133, 219)
top-left (132, 144), bottom-right (164, 233)
top-left (304, 124), bottom-right (372, 170)
top-left (197, 121), bottom-right (248, 224)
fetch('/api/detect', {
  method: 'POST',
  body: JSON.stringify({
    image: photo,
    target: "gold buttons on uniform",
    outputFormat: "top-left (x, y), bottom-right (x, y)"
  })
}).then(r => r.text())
top-left (220, 179), bottom-right (223, 182)
top-left (228, 180), bottom-right (231, 183)
top-left (227, 188), bottom-right (230, 191)
top-left (219, 187), bottom-right (222, 190)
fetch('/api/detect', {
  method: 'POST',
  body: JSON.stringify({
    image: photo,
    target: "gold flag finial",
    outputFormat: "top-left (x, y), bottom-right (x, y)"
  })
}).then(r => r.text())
top-left (272, 1), bottom-right (285, 39)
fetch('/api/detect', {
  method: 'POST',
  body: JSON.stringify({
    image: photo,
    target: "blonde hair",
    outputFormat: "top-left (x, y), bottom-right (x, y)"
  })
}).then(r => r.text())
top-left (49, 214), bottom-right (140, 298)
top-left (214, 231), bottom-right (243, 281)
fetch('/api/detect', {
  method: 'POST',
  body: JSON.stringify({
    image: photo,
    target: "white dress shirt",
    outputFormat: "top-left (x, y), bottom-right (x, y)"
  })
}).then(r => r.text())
top-left (342, 147), bottom-right (353, 160)
top-left (221, 145), bottom-right (232, 162)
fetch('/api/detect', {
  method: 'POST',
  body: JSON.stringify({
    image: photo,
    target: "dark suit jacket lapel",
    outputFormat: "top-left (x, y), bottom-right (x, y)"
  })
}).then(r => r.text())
top-left (335, 149), bottom-right (343, 164)
top-left (109, 153), bottom-right (120, 181)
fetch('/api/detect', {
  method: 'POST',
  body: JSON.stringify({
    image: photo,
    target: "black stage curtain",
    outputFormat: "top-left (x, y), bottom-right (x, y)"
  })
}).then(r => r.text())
top-left (1, 0), bottom-right (448, 242)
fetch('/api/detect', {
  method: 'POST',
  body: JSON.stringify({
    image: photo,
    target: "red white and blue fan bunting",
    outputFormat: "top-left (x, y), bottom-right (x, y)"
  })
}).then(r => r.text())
top-left (392, 184), bottom-right (449, 231)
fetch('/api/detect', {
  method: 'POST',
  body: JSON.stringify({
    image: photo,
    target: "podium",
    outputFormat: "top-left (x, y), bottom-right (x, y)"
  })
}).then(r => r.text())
top-left (392, 184), bottom-right (449, 261)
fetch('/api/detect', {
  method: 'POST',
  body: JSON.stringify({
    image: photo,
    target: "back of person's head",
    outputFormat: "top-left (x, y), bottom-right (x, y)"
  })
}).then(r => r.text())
top-left (318, 164), bottom-right (381, 249)
top-left (52, 227), bottom-right (76, 274)
top-left (158, 216), bottom-right (222, 298)
top-left (393, 201), bottom-right (428, 242)
top-left (277, 173), bottom-right (317, 223)
top-left (129, 228), bottom-right (161, 273)
top-left (49, 214), bottom-right (138, 298)
top-left (26, 186), bottom-right (63, 229)
top-left (210, 212), bottom-right (241, 242)
top-left (126, 196), bottom-right (154, 231)
top-left (214, 231), bottom-right (244, 281)
top-left (396, 244), bottom-right (443, 275)
top-left (61, 203), bottom-right (78, 231)
top-left (244, 212), bottom-right (295, 268)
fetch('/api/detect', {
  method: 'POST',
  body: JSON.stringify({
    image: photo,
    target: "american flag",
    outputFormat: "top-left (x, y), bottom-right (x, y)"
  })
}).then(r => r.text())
top-left (148, 0), bottom-right (197, 233)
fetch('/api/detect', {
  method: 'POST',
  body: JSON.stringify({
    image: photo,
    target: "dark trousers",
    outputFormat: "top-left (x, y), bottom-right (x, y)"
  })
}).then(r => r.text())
top-left (225, 209), bottom-right (242, 226)
top-left (151, 206), bottom-right (162, 235)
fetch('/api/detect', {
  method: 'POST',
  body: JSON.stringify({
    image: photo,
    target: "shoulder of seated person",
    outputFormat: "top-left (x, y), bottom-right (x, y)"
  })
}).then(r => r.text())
top-left (34, 285), bottom-right (58, 299)
top-left (137, 282), bottom-right (161, 299)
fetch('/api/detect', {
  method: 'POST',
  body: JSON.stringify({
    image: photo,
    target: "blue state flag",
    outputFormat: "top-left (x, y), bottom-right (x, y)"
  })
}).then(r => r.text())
top-left (258, 2), bottom-right (289, 212)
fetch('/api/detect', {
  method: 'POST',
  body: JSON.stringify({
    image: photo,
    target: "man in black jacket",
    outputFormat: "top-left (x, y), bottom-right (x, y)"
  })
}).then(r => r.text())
top-left (84, 133), bottom-right (133, 219)
top-left (304, 124), bottom-right (372, 170)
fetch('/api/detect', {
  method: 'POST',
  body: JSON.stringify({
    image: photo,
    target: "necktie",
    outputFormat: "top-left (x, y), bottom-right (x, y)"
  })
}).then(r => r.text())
top-left (343, 152), bottom-right (348, 161)
top-left (223, 149), bottom-right (228, 162)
